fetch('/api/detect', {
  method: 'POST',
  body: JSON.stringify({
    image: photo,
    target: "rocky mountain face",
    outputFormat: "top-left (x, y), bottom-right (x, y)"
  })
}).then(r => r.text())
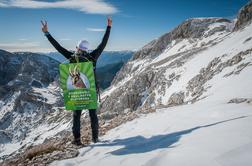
top-left (99, 1), bottom-right (252, 122)
top-left (234, 0), bottom-right (252, 31)
top-left (112, 18), bottom-right (233, 86)
top-left (0, 51), bottom-right (73, 158)
top-left (0, 51), bottom-right (59, 92)
top-left (99, 18), bottom-right (234, 119)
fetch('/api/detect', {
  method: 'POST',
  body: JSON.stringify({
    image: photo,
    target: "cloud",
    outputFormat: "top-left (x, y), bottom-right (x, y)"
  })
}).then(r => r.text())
top-left (0, 3), bottom-right (7, 7)
top-left (86, 28), bottom-right (105, 32)
top-left (0, 41), bottom-right (41, 52)
top-left (0, 0), bottom-right (118, 14)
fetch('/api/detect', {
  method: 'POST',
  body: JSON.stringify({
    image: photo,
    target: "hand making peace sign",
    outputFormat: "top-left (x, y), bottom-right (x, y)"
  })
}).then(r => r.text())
top-left (41, 20), bottom-right (48, 33)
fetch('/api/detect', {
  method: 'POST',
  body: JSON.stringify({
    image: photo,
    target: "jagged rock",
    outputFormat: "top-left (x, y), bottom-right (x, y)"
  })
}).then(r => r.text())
top-left (234, 0), bottom-right (252, 31)
top-left (224, 62), bottom-right (251, 77)
top-left (187, 48), bottom-right (252, 101)
top-left (101, 17), bottom-right (233, 118)
top-left (0, 50), bottom-right (67, 160)
top-left (167, 92), bottom-right (185, 106)
top-left (100, 69), bottom-right (157, 119)
top-left (142, 92), bottom-right (156, 108)
top-left (132, 18), bottom-right (231, 61)
top-left (228, 98), bottom-right (248, 104)
top-left (205, 25), bottom-right (229, 37)
top-left (0, 50), bottom-right (59, 88)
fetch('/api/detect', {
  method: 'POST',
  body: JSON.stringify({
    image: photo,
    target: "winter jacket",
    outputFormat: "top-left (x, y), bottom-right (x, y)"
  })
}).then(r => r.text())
top-left (44, 26), bottom-right (111, 65)
top-left (44, 26), bottom-right (111, 91)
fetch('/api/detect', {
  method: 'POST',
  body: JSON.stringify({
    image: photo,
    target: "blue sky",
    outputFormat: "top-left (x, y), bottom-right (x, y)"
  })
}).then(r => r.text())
top-left (0, 0), bottom-right (249, 52)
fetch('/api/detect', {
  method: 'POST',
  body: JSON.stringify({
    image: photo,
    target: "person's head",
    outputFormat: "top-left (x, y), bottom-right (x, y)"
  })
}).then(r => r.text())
top-left (76, 40), bottom-right (89, 53)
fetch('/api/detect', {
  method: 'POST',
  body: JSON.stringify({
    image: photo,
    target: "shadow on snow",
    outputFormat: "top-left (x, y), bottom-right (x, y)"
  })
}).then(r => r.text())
top-left (91, 116), bottom-right (248, 156)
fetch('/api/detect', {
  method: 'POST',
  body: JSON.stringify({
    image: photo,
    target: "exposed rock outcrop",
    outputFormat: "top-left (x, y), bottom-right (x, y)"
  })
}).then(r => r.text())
top-left (167, 92), bottom-right (185, 106)
top-left (132, 18), bottom-right (231, 61)
top-left (234, 0), bottom-right (252, 31)
top-left (102, 17), bottom-right (232, 119)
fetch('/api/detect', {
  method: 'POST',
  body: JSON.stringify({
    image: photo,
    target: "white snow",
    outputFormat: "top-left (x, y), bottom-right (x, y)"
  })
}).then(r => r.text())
top-left (203, 22), bottom-right (233, 36)
top-left (158, 22), bottom-right (252, 104)
top-left (32, 84), bottom-right (60, 105)
top-left (0, 91), bottom-right (21, 120)
top-left (26, 121), bottom-right (72, 145)
top-left (51, 99), bottom-right (252, 166)
top-left (0, 143), bottom-right (22, 158)
top-left (0, 82), bottom-right (68, 158)
top-left (0, 114), bottom-right (71, 158)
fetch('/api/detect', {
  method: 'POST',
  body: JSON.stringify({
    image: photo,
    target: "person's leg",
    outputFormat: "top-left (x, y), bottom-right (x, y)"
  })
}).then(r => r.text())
top-left (89, 109), bottom-right (99, 142)
top-left (72, 110), bottom-right (82, 142)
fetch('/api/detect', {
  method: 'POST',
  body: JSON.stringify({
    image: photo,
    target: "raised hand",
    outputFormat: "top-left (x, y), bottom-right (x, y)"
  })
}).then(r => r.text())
top-left (107, 17), bottom-right (112, 27)
top-left (41, 20), bottom-right (48, 33)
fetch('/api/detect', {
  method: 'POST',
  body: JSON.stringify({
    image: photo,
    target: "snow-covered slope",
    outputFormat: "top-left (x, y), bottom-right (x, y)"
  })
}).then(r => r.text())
top-left (0, 52), bottom-right (73, 158)
top-left (51, 1), bottom-right (252, 165)
top-left (52, 99), bottom-right (252, 166)
top-left (52, 23), bottom-right (252, 165)
top-left (98, 15), bottom-right (251, 120)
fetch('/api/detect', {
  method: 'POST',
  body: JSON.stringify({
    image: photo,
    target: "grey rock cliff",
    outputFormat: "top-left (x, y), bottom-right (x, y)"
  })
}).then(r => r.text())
top-left (0, 50), bottom-right (64, 145)
top-left (100, 17), bottom-right (232, 121)
top-left (234, 0), bottom-right (252, 31)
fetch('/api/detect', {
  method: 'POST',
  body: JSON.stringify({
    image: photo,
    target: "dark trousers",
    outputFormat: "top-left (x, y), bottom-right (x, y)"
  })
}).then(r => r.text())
top-left (72, 109), bottom-right (99, 140)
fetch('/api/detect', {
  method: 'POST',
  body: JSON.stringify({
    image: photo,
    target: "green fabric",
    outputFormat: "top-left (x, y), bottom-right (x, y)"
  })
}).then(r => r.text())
top-left (59, 62), bottom-right (97, 110)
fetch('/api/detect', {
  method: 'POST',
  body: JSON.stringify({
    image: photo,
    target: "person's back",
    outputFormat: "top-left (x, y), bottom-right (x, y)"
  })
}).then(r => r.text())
top-left (41, 17), bottom-right (112, 145)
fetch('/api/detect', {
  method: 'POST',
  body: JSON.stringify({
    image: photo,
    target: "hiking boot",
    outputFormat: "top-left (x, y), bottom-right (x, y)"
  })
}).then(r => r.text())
top-left (92, 137), bottom-right (100, 143)
top-left (71, 138), bottom-right (82, 146)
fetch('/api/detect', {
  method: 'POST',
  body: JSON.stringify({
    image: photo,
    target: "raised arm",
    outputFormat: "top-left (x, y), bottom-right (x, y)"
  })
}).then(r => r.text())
top-left (90, 17), bottom-right (112, 60)
top-left (41, 21), bottom-right (72, 59)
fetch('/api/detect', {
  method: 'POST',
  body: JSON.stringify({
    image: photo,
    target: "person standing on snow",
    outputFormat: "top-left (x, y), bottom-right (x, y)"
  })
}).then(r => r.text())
top-left (41, 17), bottom-right (112, 145)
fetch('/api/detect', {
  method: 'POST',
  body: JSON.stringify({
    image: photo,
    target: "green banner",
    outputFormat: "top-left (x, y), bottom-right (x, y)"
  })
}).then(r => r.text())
top-left (59, 62), bottom-right (97, 110)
